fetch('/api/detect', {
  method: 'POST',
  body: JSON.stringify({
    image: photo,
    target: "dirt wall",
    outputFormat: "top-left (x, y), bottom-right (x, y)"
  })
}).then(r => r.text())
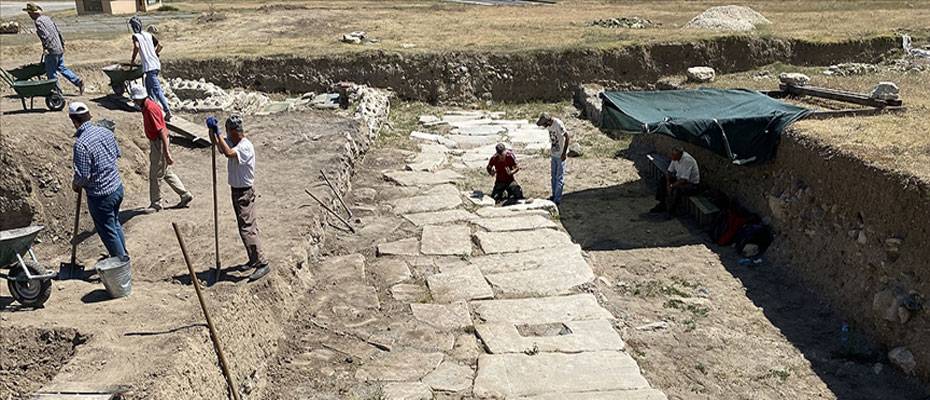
top-left (627, 131), bottom-right (930, 381)
top-left (160, 36), bottom-right (897, 104)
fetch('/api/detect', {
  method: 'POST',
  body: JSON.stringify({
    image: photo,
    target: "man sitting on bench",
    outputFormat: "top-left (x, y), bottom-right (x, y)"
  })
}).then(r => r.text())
top-left (651, 147), bottom-right (700, 215)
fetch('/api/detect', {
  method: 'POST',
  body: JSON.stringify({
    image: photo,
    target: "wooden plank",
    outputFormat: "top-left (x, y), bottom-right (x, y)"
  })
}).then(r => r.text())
top-left (166, 116), bottom-right (211, 148)
top-left (779, 84), bottom-right (902, 107)
top-left (806, 106), bottom-right (906, 120)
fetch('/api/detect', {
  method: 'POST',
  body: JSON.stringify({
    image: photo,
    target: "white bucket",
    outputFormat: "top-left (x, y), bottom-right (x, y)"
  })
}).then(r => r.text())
top-left (95, 256), bottom-right (132, 298)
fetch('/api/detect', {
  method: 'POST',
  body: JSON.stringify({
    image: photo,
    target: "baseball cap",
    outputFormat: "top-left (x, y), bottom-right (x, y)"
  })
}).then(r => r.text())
top-left (130, 85), bottom-right (148, 100)
top-left (535, 112), bottom-right (552, 127)
top-left (68, 102), bottom-right (90, 116)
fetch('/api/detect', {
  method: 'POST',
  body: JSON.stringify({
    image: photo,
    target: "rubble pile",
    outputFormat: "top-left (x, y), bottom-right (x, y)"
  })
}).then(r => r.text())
top-left (164, 78), bottom-right (271, 114)
top-left (589, 17), bottom-right (656, 29)
top-left (0, 21), bottom-right (20, 34)
top-left (686, 5), bottom-right (770, 32)
top-left (822, 63), bottom-right (880, 76)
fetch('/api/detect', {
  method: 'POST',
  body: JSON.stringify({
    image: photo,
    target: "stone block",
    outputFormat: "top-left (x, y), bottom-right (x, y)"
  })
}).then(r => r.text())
top-left (474, 229), bottom-right (572, 254)
top-left (390, 193), bottom-right (463, 214)
top-left (404, 209), bottom-right (478, 227)
top-left (471, 294), bottom-right (613, 325)
top-left (422, 361), bottom-right (474, 393)
top-left (421, 225), bottom-right (472, 256)
top-left (411, 301), bottom-right (473, 331)
top-left (370, 258), bottom-right (412, 286)
top-left (354, 351), bottom-right (444, 382)
top-left (473, 215), bottom-right (558, 232)
top-left (384, 169), bottom-right (463, 186)
top-left (427, 265), bottom-right (494, 303)
top-left (383, 382), bottom-right (432, 400)
top-left (476, 320), bottom-right (624, 354)
top-left (377, 238), bottom-right (420, 256)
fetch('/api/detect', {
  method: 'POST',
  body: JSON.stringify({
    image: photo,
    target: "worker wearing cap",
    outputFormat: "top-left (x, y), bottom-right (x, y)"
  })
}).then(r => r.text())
top-left (536, 112), bottom-right (570, 205)
top-left (69, 102), bottom-right (126, 257)
top-left (486, 143), bottom-right (524, 205)
top-left (24, 3), bottom-right (83, 95)
top-left (207, 115), bottom-right (270, 282)
top-left (131, 86), bottom-right (192, 213)
top-left (128, 16), bottom-right (171, 121)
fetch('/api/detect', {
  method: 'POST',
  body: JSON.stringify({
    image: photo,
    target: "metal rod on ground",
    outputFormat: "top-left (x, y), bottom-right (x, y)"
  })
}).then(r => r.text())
top-left (212, 142), bottom-right (221, 283)
top-left (304, 189), bottom-right (356, 233)
top-left (320, 169), bottom-right (352, 219)
top-left (172, 222), bottom-right (241, 400)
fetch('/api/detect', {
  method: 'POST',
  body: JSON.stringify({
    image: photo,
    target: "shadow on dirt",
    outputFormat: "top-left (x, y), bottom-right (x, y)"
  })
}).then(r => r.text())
top-left (560, 178), bottom-right (930, 400)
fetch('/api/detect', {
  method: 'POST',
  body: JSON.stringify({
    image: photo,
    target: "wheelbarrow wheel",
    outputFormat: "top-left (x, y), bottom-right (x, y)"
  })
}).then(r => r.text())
top-left (46, 92), bottom-right (65, 111)
top-left (8, 261), bottom-right (52, 308)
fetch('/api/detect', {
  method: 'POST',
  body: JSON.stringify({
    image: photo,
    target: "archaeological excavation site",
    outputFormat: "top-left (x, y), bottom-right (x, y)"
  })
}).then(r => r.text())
top-left (2, 1), bottom-right (930, 399)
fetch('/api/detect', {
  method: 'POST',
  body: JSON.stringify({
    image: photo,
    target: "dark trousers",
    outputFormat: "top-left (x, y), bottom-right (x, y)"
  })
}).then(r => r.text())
top-left (491, 181), bottom-right (524, 203)
top-left (231, 187), bottom-right (267, 267)
top-left (656, 178), bottom-right (699, 213)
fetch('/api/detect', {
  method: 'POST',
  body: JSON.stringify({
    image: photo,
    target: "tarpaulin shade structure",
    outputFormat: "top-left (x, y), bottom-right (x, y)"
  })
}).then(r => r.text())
top-left (600, 88), bottom-right (811, 164)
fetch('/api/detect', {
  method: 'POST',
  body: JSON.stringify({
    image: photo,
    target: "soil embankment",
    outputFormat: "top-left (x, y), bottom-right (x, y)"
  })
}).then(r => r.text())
top-left (158, 36), bottom-right (896, 104)
top-left (628, 131), bottom-right (930, 382)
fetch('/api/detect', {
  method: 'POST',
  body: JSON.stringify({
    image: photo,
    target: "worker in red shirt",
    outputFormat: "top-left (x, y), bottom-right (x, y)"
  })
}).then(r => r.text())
top-left (486, 143), bottom-right (524, 205)
top-left (131, 85), bottom-right (192, 213)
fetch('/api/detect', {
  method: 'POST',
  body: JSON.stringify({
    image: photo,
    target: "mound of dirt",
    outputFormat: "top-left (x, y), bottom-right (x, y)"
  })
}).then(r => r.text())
top-left (686, 5), bottom-right (771, 32)
top-left (0, 327), bottom-right (86, 399)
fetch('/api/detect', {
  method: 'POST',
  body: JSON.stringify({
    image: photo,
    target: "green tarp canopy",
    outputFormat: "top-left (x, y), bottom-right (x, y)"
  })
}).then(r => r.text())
top-left (600, 88), bottom-right (811, 164)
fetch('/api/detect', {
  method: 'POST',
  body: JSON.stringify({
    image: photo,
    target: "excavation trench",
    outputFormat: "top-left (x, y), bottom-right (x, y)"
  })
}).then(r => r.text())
top-left (2, 33), bottom-right (924, 399)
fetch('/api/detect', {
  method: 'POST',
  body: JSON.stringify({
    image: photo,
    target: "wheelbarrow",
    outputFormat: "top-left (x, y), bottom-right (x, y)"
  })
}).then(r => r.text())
top-left (102, 63), bottom-right (144, 97)
top-left (0, 226), bottom-right (55, 307)
top-left (0, 63), bottom-right (65, 111)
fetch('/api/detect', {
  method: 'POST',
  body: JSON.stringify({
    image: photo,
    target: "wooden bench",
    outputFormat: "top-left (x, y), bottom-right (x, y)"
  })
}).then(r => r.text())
top-left (688, 196), bottom-right (720, 226)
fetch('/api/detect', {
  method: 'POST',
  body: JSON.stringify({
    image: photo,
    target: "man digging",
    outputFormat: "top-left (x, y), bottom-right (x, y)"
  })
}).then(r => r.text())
top-left (132, 85), bottom-right (192, 213)
top-left (537, 112), bottom-right (570, 206)
top-left (486, 143), bottom-right (524, 205)
top-left (25, 2), bottom-right (83, 95)
top-left (207, 115), bottom-right (270, 282)
top-left (70, 102), bottom-right (126, 258)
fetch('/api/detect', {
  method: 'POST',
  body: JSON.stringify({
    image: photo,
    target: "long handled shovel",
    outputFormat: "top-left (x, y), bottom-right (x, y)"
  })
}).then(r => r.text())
top-left (59, 190), bottom-right (85, 279)
top-left (211, 137), bottom-right (221, 284)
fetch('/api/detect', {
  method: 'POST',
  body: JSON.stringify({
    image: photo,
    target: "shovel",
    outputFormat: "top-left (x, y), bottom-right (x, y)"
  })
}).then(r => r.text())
top-left (59, 190), bottom-right (85, 280)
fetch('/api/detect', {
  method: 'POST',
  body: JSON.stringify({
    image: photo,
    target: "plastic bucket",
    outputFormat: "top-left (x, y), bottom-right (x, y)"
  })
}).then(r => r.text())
top-left (95, 256), bottom-right (132, 298)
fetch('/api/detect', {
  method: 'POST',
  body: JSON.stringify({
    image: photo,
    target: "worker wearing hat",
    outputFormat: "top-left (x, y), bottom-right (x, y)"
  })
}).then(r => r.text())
top-left (69, 102), bottom-right (127, 257)
top-left (24, 3), bottom-right (84, 95)
top-left (207, 115), bottom-right (270, 282)
top-left (536, 112), bottom-right (570, 205)
top-left (131, 85), bottom-right (192, 213)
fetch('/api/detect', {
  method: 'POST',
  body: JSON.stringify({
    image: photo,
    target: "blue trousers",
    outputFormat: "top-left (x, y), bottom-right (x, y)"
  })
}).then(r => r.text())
top-left (145, 69), bottom-right (171, 116)
top-left (87, 186), bottom-right (127, 257)
top-left (550, 156), bottom-right (565, 204)
top-left (43, 53), bottom-right (82, 88)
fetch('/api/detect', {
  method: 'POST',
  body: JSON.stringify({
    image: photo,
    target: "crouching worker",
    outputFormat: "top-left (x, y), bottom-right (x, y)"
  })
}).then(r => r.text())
top-left (207, 115), bottom-right (270, 282)
top-left (486, 143), bottom-right (524, 205)
top-left (70, 102), bottom-right (127, 257)
top-left (651, 147), bottom-right (700, 215)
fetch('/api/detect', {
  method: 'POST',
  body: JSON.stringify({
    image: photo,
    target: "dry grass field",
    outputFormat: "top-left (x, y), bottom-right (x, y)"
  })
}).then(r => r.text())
top-left (2, 0), bottom-right (930, 65)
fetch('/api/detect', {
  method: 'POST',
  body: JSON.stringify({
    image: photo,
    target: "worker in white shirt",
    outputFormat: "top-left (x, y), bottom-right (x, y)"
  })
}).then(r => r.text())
top-left (651, 147), bottom-right (700, 215)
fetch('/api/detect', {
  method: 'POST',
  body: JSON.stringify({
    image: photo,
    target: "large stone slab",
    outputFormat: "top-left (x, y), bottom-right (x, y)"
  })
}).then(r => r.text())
top-left (354, 351), bottom-right (444, 382)
top-left (515, 389), bottom-right (668, 400)
top-left (473, 215), bottom-right (558, 232)
top-left (476, 320), bottom-right (624, 354)
top-left (384, 169), bottom-right (463, 186)
top-left (410, 131), bottom-right (457, 148)
top-left (390, 193), bottom-right (463, 214)
top-left (427, 265), bottom-right (494, 303)
top-left (422, 361), bottom-right (475, 393)
top-left (404, 209), bottom-right (478, 227)
top-left (308, 281), bottom-right (381, 318)
top-left (470, 244), bottom-right (584, 275)
top-left (421, 225), bottom-right (472, 256)
top-left (473, 352), bottom-right (649, 398)
top-left (476, 199), bottom-right (559, 218)
top-left (377, 238), bottom-right (420, 256)
top-left (370, 258), bottom-right (412, 286)
top-left (383, 382), bottom-right (433, 400)
top-left (391, 283), bottom-right (429, 302)
top-left (411, 301), bottom-right (473, 331)
top-left (371, 320), bottom-right (455, 353)
top-left (474, 229), bottom-right (572, 254)
top-left (315, 253), bottom-right (366, 284)
top-left (471, 294), bottom-right (613, 325)
top-left (485, 262), bottom-right (595, 296)
top-left (446, 134), bottom-right (502, 149)
top-left (424, 183), bottom-right (461, 197)
top-left (453, 124), bottom-right (507, 136)
top-left (406, 144), bottom-right (449, 172)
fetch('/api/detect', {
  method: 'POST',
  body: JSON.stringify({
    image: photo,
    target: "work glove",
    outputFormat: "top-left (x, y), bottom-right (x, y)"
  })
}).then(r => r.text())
top-left (205, 116), bottom-right (219, 135)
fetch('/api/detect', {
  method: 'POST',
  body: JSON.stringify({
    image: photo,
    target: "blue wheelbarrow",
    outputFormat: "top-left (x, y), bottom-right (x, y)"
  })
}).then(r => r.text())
top-left (0, 226), bottom-right (55, 307)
